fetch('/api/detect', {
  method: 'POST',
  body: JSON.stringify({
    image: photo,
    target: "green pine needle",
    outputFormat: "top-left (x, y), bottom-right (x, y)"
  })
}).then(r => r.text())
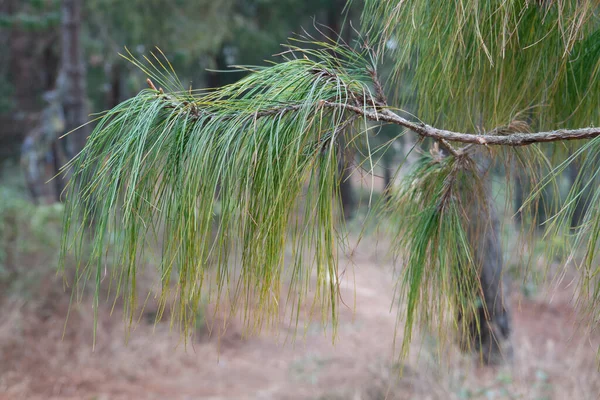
top-left (60, 44), bottom-right (378, 343)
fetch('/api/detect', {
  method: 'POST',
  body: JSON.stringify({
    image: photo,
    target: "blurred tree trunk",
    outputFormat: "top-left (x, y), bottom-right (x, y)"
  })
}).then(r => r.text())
top-left (48, 0), bottom-right (89, 201)
top-left (205, 47), bottom-right (228, 200)
top-left (460, 152), bottom-right (512, 365)
top-left (205, 47), bottom-right (227, 89)
top-left (471, 193), bottom-right (512, 364)
top-left (513, 164), bottom-right (525, 225)
top-left (42, 41), bottom-right (61, 92)
top-left (60, 0), bottom-right (88, 157)
top-left (569, 159), bottom-right (593, 229)
top-left (328, 0), bottom-right (356, 220)
top-left (106, 62), bottom-right (122, 108)
top-left (1, 0), bottom-right (40, 160)
top-left (512, 151), bottom-right (553, 230)
top-left (382, 156), bottom-right (393, 203)
top-left (337, 136), bottom-right (355, 220)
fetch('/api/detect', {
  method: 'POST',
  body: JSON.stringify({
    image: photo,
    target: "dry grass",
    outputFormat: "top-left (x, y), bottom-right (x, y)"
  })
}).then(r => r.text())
top-left (1, 231), bottom-right (599, 400)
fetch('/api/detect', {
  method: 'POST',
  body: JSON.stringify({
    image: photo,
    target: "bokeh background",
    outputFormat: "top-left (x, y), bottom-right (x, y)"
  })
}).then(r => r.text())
top-left (1, 1), bottom-right (599, 399)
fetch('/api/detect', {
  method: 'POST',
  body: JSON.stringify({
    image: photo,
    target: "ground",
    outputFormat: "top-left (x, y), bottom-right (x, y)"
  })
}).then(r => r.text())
top-left (1, 237), bottom-right (599, 400)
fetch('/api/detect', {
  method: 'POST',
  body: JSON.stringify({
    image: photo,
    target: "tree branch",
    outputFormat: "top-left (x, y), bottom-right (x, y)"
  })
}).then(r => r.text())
top-left (320, 101), bottom-right (600, 147)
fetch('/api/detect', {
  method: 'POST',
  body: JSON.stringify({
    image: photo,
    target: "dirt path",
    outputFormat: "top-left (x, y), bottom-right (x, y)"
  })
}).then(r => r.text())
top-left (1, 243), bottom-right (599, 399)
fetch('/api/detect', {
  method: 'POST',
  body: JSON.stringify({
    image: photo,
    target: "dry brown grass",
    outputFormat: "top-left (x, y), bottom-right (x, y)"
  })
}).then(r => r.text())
top-left (1, 233), bottom-right (599, 400)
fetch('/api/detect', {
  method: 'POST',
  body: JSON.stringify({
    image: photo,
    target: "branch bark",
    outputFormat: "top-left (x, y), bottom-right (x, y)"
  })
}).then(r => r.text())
top-left (321, 102), bottom-right (600, 147)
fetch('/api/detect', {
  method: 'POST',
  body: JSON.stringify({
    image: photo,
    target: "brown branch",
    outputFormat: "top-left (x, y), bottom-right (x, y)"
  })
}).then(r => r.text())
top-left (319, 102), bottom-right (600, 147)
top-left (438, 139), bottom-right (461, 157)
top-left (254, 104), bottom-right (304, 118)
top-left (367, 67), bottom-right (387, 104)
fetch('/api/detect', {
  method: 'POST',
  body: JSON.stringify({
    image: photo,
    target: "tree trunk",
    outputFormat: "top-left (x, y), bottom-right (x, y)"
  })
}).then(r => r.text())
top-left (205, 46), bottom-right (228, 89)
top-left (1, 0), bottom-right (40, 161)
top-left (327, 0), bottom-right (356, 220)
top-left (60, 0), bottom-right (88, 158)
top-left (337, 135), bottom-right (356, 220)
top-left (513, 166), bottom-right (525, 225)
top-left (472, 199), bottom-right (512, 364)
top-left (569, 160), bottom-right (592, 229)
top-left (106, 62), bottom-right (122, 108)
top-left (382, 156), bottom-right (393, 203)
top-left (460, 154), bottom-right (513, 365)
top-left (513, 157), bottom-right (554, 230)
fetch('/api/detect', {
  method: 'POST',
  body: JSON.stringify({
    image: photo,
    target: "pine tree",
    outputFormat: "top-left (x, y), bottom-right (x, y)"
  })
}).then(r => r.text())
top-left (60, 1), bottom-right (600, 362)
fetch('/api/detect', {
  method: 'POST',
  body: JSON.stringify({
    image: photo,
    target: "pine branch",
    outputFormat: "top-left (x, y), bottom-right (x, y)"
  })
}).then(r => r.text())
top-left (61, 34), bottom-right (600, 358)
top-left (320, 102), bottom-right (600, 147)
top-left (146, 88), bottom-right (600, 149)
top-left (60, 51), bottom-right (382, 342)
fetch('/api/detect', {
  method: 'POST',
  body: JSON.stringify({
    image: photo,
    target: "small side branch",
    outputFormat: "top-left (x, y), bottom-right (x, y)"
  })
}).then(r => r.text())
top-left (438, 139), bottom-right (461, 157)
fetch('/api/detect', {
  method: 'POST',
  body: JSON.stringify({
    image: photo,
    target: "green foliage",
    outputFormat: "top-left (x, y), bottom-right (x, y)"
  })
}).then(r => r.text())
top-left (82, 0), bottom-right (239, 110)
top-left (61, 43), bottom-right (378, 342)
top-left (386, 151), bottom-right (483, 356)
top-left (0, 187), bottom-right (23, 279)
top-left (81, 0), bottom-right (352, 112)
top-left (85, 0), bottom-right (234, 57)
top-left (0, 76), bottom-right (15, 113)
top-left (359, 0), bottom-right (600, 335)
top-left (0, 181), bottom-right (64, 295)
top-left (60, 0), bottom-right (600, 359)
top-left (0, 0), bottom-right (60, 31)
top-left (361, 0), bottom-right (600, 132)
top-left (536, 136), bottom-right (600, 321)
